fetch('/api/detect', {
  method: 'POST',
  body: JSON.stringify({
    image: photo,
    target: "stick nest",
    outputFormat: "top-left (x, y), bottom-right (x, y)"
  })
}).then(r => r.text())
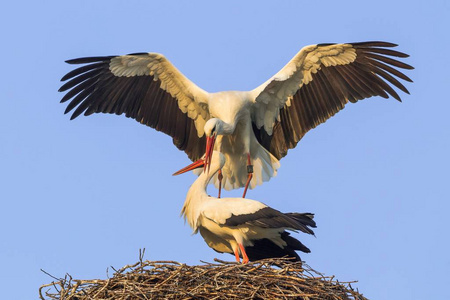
top-left (40, 258), bottom-right (367, 300)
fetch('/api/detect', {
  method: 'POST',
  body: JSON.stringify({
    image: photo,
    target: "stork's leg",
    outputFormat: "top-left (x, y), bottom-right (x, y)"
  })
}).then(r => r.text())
top-left (238, 244), bottom-right (249, 264)
top-left (242, 153), bottom-right (253, 198)
top-left (233, 246), bottom-right (241, 263)
top-left (218, 170), bottom-right (223, 198)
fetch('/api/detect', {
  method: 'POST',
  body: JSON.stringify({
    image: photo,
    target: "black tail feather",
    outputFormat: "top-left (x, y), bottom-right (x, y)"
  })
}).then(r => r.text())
top-left (286, 212), bottom-right (316, 228)
top-left (281, 232), bottom-right (311, 253)
top-left (244, 231), bottom-right (311, 262)
top-left (243, 212), bottom-right (316, 262)
top-left (285, 212), bottom-right (316, 235)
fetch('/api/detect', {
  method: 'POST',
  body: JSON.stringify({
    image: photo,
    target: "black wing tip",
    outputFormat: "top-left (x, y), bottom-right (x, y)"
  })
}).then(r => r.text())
top-left (126, 52), bottom-right (149, 56)
top-left (60, 74), bottom-right (71, 82)
top-left (352, 41), bottom-right (399, 47)
top-left (65, 58), bottom-right (78, 64)
top-left (317, 42), bottom-right (337, 47)
top-left (61, 104), bottom-right (77, 119)
top-left (64, 105), bottom-right (73, 116)
top-left (318, 41), bottom-right (400, 48)
top-left (65, 53), bottom-right (148, 65)
top-left (65, 55), bottom-right (115, 65)
top-left (69, 112), bottom-right (80, 120)
top-left (404, 64), bottom-right (415, 70)
top-left (404, 76), bottom-right (414, 83)
top-left (390, 92), bottom-right (402, 102)
top-left (60, 93), bottom-right (72, 103)
top-left (65, 58), bottom-right (89, 64)
top-left (398, 89), bottom-right (410, 99)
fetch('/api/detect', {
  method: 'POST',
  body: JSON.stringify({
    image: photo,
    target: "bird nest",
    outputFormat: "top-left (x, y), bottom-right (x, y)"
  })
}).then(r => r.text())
top-left (39, 257), bottom-right (367, 300)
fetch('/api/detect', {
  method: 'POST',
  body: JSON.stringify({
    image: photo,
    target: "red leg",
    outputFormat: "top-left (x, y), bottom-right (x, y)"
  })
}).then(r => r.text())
top-left (234, 247), bottom-right (241, 263)
top-left (239, 244), bottom-right (249, 264)
top-left (218, 170), bottom-right (223, 198)
top-left (242, 153), bottom-right (253, 198)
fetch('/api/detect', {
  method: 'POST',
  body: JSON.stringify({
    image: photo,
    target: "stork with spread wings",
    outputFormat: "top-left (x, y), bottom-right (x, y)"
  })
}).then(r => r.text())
top-left (60, 41), bottom-right (413, 197)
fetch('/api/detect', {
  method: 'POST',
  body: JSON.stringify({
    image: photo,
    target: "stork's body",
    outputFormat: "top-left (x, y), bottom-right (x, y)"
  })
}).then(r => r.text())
top-left (175, 151), bottom-right (315, 263)
top-left (204, 91), bottom-right (279, 194)
top-left (60, 42), bottom-right (413, 196)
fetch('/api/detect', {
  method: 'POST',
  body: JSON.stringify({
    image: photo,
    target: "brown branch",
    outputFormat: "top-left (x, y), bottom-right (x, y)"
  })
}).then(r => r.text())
top-left (39, 258), bottom-right (368, 300)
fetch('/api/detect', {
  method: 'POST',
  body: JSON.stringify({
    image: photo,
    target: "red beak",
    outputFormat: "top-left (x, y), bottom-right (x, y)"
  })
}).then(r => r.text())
top-left (204, 134), bottom-right (216, 172)
top-left (172, 158), bottom-right (205, 176)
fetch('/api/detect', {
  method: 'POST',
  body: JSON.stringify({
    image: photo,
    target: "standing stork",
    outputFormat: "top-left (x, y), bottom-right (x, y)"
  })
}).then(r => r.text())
top-left (173, 151), bottom-right (316, 263)
top-left (59, 41), bottom-right (413, 197)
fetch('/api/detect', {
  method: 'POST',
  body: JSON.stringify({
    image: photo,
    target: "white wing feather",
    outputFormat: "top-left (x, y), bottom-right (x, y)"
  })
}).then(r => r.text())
top-left (251, 44), bottom-right (357, 135)
top-left (110, 53), bottom-right (210, 136)
top-left (202, 198), bottom-right (267, 225)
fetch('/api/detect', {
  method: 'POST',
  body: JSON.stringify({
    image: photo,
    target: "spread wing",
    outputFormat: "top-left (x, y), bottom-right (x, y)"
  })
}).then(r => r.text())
top-left (251, 41), bottom-right (413, 159)
top-left (59, 53), bottom-right (211, 161)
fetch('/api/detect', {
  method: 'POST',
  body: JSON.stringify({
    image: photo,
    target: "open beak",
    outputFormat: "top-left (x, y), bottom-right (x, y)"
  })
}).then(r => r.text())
top-left (204, 134), bottom-right (216, 172)
top-left (172, 158), bottom-right (205, 176)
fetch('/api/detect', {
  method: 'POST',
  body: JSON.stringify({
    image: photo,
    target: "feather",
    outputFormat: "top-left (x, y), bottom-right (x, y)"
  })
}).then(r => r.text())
top-left (59, 53), bottom-right (209, 161)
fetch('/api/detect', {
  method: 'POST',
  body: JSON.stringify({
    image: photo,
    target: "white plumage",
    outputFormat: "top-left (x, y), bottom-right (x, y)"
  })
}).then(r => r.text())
top-left (174, 151), bottom-right (316, 263)
top-left (60, 42), bottom-right (413, 196)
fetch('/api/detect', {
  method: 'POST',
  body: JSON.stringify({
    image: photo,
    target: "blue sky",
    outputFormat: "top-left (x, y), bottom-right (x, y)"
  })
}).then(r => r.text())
top-left (1, 1), bottom-right (449, 299)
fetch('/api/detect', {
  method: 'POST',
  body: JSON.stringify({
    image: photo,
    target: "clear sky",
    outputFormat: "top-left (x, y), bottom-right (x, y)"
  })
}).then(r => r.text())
top-left (1, 1), bottom-right (449, 299)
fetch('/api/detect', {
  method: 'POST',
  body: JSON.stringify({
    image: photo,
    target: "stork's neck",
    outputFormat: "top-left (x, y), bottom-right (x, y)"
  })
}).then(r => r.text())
top-left (220, 120), bottom-right (236, 135)
top-left (181, 165), bottom-right (219, 231)
top-left (188, 169), bottom-right (212, 198)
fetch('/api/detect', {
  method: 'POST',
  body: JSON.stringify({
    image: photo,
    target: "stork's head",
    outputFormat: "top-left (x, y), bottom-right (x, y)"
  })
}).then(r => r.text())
top-left (204, 118), bottom-right (222, 137)
top-left (203, 118), bottom-right (222, 172)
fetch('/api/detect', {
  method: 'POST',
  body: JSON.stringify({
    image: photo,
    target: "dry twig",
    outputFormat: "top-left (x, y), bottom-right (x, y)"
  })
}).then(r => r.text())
top-left (40, 258), bottom-right (368, 300)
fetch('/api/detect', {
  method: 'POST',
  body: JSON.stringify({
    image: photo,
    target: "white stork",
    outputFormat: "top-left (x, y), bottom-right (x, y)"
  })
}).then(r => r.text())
top-left (60, 41), bottom-right (413, 197)
top-left (173, 151), bottom-right (316, 263)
